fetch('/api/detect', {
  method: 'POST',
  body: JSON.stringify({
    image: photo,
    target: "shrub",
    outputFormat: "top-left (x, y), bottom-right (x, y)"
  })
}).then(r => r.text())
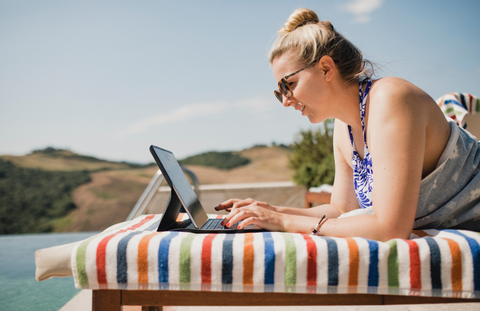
top-left (289, 119), bottom-right (335, 188)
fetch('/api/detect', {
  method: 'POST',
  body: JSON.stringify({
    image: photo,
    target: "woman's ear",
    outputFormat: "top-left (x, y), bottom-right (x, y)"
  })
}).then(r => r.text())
top-left (318, 55), bottom-right (335, 81)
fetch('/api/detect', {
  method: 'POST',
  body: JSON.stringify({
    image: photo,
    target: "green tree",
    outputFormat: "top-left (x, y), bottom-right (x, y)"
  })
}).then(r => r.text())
top-left (289, 119), bottom-right (335, 188)
top-left (0, 159), bottom-right (91, 234)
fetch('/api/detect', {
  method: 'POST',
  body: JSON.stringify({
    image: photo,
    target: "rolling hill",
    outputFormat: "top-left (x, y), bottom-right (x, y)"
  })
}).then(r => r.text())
top-left (0, 146), bottom-right (294, 233)
top-left (0, 147), bottom-right (143, 172)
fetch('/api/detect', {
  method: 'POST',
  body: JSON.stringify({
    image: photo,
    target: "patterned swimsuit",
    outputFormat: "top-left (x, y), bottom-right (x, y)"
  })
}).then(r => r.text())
top-left (347, 79), bottom-right (373, 209)
top-left (343, 80), bottom-right (480, 230)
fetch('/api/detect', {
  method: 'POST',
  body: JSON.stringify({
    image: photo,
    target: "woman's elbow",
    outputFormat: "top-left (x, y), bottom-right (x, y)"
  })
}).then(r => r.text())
top-left (377, 224), bottom-right (412, 241)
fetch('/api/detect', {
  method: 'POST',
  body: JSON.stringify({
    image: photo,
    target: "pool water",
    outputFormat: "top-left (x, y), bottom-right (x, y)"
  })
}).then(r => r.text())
top-left (0, 232), bottom-right (97, 311)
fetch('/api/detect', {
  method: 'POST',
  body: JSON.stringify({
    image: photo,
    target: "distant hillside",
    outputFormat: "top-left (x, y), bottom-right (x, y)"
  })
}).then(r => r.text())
top-left (0, 147), bottom-right (153, 234)
top-left (180, 145), bottom-right (293, 185)
top-left (0, 159), bottom-right (91, 234)
top-left (66, 145), bottom-right (294, 232)
top-left (0, 145), bottom-right (293, 233)
top-left (179, 151), bottom-right (250, 170)
top-left (0, 147), bottom-right (150, 172)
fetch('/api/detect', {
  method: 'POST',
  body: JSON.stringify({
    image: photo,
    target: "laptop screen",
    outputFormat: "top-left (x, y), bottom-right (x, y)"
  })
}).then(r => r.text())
top-left (150, 145), bottom-right (208, 228)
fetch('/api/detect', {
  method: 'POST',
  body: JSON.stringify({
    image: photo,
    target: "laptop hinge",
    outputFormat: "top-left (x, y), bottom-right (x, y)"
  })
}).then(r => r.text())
top-left (157, 189), bottom-right (183, 231)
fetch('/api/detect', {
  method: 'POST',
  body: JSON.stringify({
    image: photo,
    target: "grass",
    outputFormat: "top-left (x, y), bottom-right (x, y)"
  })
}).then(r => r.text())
top-left (93, 190), bottom-right (119, 200)
top-left (0, 153), bottom-right (130, 172)
top-left (49, 211), bottom-right (76, 232)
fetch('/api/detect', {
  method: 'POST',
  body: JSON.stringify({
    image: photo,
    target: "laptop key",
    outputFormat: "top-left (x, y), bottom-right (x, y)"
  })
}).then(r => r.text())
top-left (202, 219), bottom-right (222, 229)
top-left (184, 219), bottom-right (245, 230)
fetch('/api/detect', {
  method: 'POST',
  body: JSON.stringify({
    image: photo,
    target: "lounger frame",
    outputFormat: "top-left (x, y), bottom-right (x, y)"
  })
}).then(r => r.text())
top-left (92, 289), bottom-right (480, 311)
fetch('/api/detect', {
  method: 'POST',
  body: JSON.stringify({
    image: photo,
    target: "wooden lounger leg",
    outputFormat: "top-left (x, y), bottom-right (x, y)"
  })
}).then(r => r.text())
top-left (92, 290), bottom-right (121, 311)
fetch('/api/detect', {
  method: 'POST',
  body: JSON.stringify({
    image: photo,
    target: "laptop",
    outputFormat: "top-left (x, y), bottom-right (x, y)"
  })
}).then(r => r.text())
top-left (150, 145), bottom-right (265, 233)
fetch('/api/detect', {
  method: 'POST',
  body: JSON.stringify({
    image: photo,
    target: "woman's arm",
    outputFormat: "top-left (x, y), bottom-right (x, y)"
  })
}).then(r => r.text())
top-left (276, 118), bottom-right (365, 219)
top-left (215, 198), bottom-right (342, 220)
top-left (218, 119), bottom-right (362, 230)
top-left (319, 78), bottom-right (430, 240)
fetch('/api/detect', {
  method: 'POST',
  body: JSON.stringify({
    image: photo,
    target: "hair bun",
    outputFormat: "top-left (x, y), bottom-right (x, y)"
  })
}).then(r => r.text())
top-left (319, 20), bottom-right (334, 32)
top-left (278, 8), bottom-right (319, 35)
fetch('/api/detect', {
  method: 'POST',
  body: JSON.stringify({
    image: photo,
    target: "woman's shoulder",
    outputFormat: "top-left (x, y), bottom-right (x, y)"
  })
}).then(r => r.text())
top-left (368, 77), bottom-right (433, 115)
top-left (370, 77), bottom-right (424, 99)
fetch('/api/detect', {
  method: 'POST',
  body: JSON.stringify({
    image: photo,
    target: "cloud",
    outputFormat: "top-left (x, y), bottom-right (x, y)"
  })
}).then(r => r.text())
top-left (116, 96), bottom-right (276, 138)
top-left (116, 101), bottom-right (228, 138)
top-left (233, 97), bottom-right (276, 113)
top-left (345, 0), bottom-right (385, 23)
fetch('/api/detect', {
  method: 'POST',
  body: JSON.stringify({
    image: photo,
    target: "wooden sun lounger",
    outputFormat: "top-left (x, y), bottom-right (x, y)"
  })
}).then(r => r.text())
top-left (92, 289), bottom-right (480, 311)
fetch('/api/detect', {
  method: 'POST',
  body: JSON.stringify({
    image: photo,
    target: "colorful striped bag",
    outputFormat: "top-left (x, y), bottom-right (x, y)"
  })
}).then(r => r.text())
top-left (72, 214), bottom-right (480, 298)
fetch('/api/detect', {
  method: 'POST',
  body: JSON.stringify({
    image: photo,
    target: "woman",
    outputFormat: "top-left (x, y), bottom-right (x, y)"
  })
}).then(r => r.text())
top-left (215, 8), bottom-right (480, 241)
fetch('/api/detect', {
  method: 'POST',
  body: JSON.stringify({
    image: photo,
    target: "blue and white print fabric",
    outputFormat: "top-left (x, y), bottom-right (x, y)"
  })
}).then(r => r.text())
top-left (348, 79), bottom-right (373, 209)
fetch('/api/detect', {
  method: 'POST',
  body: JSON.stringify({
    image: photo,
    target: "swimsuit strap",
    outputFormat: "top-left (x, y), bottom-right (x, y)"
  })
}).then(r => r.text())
top-left (347, 79), bottom-right (372, 148)
top-left (359, 79), bottom-right (372, 145)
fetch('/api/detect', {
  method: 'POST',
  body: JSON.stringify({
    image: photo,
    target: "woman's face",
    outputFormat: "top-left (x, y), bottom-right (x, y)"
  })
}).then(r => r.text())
top-left (272, 51), bottom-right (329, 124)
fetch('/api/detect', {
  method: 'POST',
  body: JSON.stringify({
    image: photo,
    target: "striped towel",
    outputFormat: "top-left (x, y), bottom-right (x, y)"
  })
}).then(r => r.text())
top-left (72, 214), bottom-right (480, 298)
top-left (436, 93), bottom-right (480, 128)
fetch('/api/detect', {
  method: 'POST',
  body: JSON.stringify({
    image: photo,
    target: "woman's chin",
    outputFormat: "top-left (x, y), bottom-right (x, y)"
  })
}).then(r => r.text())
top-left (307, 114), bottom-right (323, 124)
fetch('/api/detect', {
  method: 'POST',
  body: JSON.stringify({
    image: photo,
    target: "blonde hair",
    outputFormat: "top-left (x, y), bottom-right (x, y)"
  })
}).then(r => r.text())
top-left (269, 8), bottom-right (374, 83)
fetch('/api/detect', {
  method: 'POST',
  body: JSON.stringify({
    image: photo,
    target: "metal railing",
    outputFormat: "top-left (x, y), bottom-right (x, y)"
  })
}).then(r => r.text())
top-left (126, 167), bottom-right (199, 221)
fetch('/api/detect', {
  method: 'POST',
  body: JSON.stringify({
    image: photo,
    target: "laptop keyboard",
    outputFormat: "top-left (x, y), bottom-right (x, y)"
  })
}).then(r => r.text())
top-left (186, 218), bottom-right (240, 230)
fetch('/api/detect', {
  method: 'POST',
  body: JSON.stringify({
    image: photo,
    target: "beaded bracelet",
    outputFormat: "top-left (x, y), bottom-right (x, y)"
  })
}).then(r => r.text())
top-left (311, 215), bottom-right (328, 235)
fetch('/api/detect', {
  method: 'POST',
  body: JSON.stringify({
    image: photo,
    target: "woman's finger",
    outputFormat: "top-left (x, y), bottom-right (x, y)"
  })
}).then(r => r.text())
top-left (236, 216), bottom-right (256, 229)
top-left (231, 198), bottom-right (256, 209)
top-left (225, 209), bottom-right (249, 228)
top-left (214, 198), bottom-right (240, 211)
top-left (215, 198), bottom-right (255, 211)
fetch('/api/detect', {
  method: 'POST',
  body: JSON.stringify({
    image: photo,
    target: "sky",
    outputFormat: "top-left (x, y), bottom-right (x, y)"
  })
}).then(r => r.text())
top-left (1, 0), bottom-right (479, 164)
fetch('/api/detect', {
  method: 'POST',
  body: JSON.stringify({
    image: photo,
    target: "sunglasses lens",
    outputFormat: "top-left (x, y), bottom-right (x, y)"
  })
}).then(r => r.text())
top-left (274, 90), bottom-right (283, 103)
top-left (279, 80), bottom-right (292, 98)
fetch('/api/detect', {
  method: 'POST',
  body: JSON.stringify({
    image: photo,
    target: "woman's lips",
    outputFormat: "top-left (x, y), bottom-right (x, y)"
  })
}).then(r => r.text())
top-left (294, 104), bottom-right (306, 116)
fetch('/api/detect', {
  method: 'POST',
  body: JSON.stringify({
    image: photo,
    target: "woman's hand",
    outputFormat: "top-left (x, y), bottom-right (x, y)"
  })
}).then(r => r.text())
top-left (215, 198), bottom-right (284, 231)
top-left (214, 198), bottom-right (277, 213)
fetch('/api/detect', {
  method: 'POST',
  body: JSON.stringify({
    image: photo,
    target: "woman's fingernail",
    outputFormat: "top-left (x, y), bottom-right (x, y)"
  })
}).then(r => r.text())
top-left (221, 221), bottom-right (224, 226)
top-left (214, 205), bottom-right (220, 211)
top-left (226, 222), bottom-right (230, 227)
top-left (237, 225), bottom-right (241, 229)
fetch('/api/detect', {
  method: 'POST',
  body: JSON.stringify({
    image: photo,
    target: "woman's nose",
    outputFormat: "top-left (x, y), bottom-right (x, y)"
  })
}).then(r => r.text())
top-left (283, 96), bottom-right (295, 107)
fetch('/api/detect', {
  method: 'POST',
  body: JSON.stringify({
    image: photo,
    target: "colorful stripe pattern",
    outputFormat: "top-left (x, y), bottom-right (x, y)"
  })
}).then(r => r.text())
top-left (72, 215), bottom-right (480, 298)
top-left (437, 92), bottom-right (480, 128)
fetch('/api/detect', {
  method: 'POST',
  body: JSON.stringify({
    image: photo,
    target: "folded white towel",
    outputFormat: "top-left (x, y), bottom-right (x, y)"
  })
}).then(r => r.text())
top-left (338, 206), bottom-right (374, 218)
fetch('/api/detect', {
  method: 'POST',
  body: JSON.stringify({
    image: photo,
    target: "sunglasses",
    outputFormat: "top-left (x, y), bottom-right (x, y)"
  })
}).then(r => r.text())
top-left (274, 56), bottom-right (324, 104)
